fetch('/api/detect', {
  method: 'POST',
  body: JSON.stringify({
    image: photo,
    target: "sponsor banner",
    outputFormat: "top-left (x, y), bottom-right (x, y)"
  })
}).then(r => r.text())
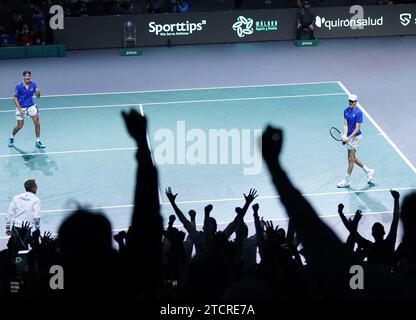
top-left (53, 4), bottom-right (416, 50)
top-left (314, 4), bottom-right (416, 38)
top-left (138, 10), bottom-right (295, 46)
top-left (53, 10), bottom-right (295, 49)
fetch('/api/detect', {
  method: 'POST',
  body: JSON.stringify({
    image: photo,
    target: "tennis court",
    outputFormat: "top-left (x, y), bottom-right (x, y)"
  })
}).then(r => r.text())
top-left (0, 81), bottom-right (415, 239)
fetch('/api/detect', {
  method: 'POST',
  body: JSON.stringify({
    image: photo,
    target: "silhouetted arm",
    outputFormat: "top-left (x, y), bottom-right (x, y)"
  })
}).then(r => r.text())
top-left (337, 203), bottom-right (353, 232)
top-left (122, 110), bottom-right (163, 297)
top-left (188, 209), bottom-right (196, 228)
top-left (262, 127), bottom-right (343, 262)
top-left (386, 190), bottom-right (400, 247)
top-left (240, 189), bottom-right (258, 216)
top-left (252, 204), bottom-right (266, 259)
top-left (286, 218), bottom-right (295, 246)
top-left (222, 189), bottom-right (258, 238)
top-left (202, 204), bottom-right (213, 233)
top-left (353, 231), bottom-right (372, 249)
top-left (337, 204), bottom-right (366, 251)
top-left (222, 211), bottom-right (243, 239)
top-left (165, 187), bottom-right (199, 241)
top-left (252, 204), bottom-right (262, 237)
top-left (183, 210), bottom-right (196, 258)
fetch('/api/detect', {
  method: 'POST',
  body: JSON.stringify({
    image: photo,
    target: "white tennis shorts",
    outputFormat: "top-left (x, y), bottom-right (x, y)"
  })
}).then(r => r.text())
top-left (347, 134), bottom-right (362, 150)
top-left (16, 105), bottom-right (38, 120)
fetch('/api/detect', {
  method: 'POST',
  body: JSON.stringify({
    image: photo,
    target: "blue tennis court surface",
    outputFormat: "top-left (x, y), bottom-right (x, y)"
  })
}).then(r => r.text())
top-left (0, 81), bottom-right (415, 238)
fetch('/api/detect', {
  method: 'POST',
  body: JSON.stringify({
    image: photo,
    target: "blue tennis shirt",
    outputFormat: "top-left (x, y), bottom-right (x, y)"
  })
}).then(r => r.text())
top-left (14, 81), bottom-right (37, 109)
top-left (344, 106), bottom-right (363, 137)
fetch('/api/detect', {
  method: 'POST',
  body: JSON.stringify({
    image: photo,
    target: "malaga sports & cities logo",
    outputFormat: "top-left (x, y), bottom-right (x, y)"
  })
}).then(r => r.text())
top-left (232, 16), bottom-right (278, 38)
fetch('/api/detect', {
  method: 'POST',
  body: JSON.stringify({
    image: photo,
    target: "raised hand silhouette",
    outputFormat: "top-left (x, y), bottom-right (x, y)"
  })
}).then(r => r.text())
top-left (188, 210), bottom-right (196, 220)
top-left (261, 126), bottom-right (284, 168)
top-left (244, 188), bottom-right (258, 204)
top-left (204, 204), bottom-right (213, 216)
top-left (166, 187), bottom-right (178, 203)
top-left (121, 109), bottom-right (147, 145)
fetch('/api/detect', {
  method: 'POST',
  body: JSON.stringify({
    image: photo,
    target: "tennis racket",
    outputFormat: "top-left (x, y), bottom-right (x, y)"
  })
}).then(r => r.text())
top-left (329, 127), bottom-right (355, 149)
top-left (330, 127), bottom-right (343, 141)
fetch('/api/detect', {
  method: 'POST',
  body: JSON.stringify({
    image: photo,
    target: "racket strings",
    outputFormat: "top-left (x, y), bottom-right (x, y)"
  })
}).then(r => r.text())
top-left (330, 127), bottom-right (342, 141)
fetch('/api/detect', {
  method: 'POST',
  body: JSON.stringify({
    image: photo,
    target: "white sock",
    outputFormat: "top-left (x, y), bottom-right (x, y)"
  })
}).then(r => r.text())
top-left (345, 173), bottom-right (351, 181)
top-left (36, 138), bottom-right (40, 142)
top-left (363, 165), bottom-right (370, 174)
top-left (10, 135), bottom-right (14, 139)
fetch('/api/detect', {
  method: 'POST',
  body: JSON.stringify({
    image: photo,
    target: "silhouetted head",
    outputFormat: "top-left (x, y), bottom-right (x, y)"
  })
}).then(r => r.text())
top-left (58, 209), bottom-right (118, 297)
top-left (372, 222), bottom-right (385, 241)
top-left (168, 214), bottom-right (176, 226)
top-left (236, 222), bottom-right (248, 241)
top-left (166, 226), bottom-right (186, 245)
top-left (235, 207), bottom-right (243, 215)
top-left (203, 217), bottom-right (217, 234)
top-left (24, 179), bottom-right (37, 194)
top-left (59, 209), bottom-right (113, 259)
top-left (277, 228), bottom-right (286, 240)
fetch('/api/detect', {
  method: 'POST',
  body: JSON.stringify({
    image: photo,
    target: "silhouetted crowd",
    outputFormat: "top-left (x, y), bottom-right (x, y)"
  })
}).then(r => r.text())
top-left (1, 109), bottom-right (415, 301)
top-left (0, 5), bottom-right (49, 47)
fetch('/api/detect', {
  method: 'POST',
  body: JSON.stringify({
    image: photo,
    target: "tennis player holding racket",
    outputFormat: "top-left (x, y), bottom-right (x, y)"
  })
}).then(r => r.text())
top-left (8, 70), bottom-right (45, 149)
top-left (337, 94), bottom-right (374, 188)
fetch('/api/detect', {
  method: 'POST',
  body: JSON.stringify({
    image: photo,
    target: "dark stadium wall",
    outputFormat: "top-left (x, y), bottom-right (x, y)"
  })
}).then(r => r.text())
top-left (53, 4), bottom-right (416, 50)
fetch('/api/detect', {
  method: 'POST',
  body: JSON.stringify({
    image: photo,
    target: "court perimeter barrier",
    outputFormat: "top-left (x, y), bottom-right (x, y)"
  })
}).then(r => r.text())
top-left (52, 4), bottom-right (416, 50)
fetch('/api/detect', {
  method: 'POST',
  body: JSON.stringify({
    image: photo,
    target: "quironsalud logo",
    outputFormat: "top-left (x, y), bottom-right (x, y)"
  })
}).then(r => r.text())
top-left (232, 16), bottom-right (254, 38)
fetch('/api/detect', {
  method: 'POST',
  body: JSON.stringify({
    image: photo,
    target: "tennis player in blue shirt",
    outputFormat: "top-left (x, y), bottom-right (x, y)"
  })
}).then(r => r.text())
top-left (337, 94), bottom-right (374, 187)
top-left (8, 70), bottom-right (45, 149)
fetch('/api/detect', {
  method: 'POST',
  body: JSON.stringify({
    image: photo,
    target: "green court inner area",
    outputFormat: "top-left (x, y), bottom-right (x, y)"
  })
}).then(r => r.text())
top-left (0, 82), bottom-right (415, 237)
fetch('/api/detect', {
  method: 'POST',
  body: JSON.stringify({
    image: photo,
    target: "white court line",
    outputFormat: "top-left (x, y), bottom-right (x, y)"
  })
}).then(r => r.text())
top-left (176, 210), bottom-right (395, 227)
top-left (0, 187), bottom-right (414, 216)
top-left (0, 92), bottom-right (346, 113)
top-left (0, 210), bottom-right (395, 241)
top-left (0, 205), bottom-right (134, 216)
top-left (158, 186), bottom-right (416, 205)
top-left (0, 147), bottom-right (137, 158)
top-left (0, 103), bottom-right (137, 113)
top-left (0, 81), bottom-right (340, 100)
top-left (337, 81), bottom-right (416, 175)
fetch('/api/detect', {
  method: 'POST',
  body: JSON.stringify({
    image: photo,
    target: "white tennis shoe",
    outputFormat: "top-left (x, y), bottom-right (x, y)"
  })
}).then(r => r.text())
top-left (367, 169), bottom-right (375, 183)
top-left (337, 179), bottom-right (351, 188)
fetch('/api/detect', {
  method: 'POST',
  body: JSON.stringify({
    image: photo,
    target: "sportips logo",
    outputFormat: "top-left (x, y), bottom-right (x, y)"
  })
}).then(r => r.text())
top-left (232, 16), bottom-right (278, 38)
top-left (232, 16), bottom-right (254, 38)
top-left (315, 5), bottom-right (383, 31)
top-left (148, 20), bottom-right (206, 37)
top-left (400, 13), bottom-right (412, 26)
